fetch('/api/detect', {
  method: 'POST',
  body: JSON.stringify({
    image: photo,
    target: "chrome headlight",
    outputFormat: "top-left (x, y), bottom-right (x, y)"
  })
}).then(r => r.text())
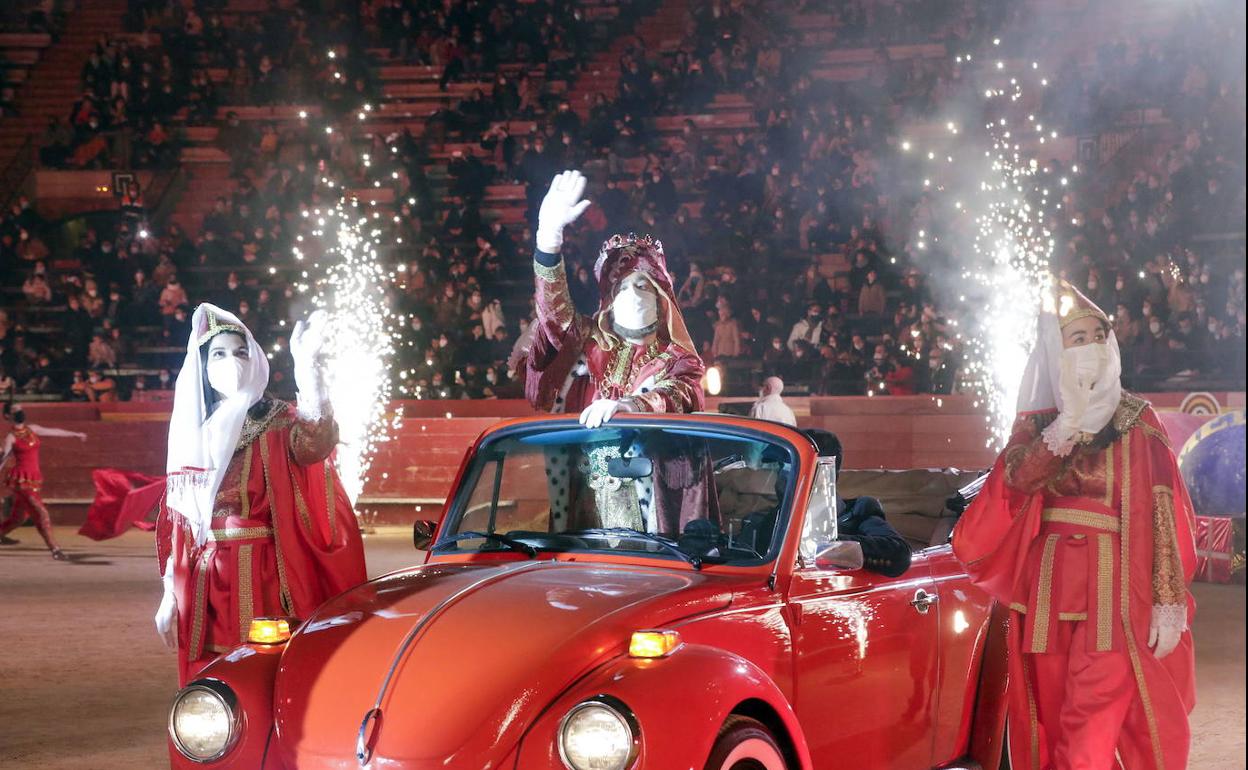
top-left (557, 697), bottom-right (638, 770)
top-left (169, 680), bottom-right (240, 762)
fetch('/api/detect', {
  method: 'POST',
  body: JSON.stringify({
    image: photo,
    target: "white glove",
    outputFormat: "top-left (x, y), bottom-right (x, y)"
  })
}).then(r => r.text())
top-left (1148, 603), bottom-right (1185, 660)
top-left (1044, 350), bottom-right (1098, 455)
top-left (155, 587), bottom-right (178, 650)
top-left (578, 398), bottom-right (635, 429)
top-left (291, 309), bottom-right (331, 420)
top-left (536, 170), bottom-right (591, 254)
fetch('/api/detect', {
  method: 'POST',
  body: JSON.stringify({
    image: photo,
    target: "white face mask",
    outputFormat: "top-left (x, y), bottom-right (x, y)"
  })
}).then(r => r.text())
top-left (1062, 342), bottom-right (1109, 386)
top-left (611, 273), bottom-right (659, 331)
top-left (206, 355), bottom-right (248, 397)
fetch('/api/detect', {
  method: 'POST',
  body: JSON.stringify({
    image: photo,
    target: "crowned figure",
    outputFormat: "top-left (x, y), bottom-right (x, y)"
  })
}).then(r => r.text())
top-left (519, 171), bottom-right (716, 535)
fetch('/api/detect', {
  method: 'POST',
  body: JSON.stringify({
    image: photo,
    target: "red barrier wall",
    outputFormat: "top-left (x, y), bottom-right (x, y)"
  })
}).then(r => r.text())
top-left (16, 392), bottom-right (1244, 526)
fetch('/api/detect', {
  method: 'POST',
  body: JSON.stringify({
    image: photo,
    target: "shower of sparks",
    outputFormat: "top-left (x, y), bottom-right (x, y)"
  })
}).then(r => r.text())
top-left (304, 197), bottom-right (399, 506)
top-left (906, 59), bottom-right (1071, 447)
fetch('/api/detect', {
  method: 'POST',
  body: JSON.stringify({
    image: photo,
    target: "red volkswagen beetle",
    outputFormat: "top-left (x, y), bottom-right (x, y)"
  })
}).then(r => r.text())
top-left (166, 414), bottom-right (1008, 769)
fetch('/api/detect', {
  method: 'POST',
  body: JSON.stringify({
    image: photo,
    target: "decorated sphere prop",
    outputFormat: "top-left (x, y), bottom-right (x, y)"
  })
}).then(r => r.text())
top-left (1177, 410), bottom-right (1246, 518)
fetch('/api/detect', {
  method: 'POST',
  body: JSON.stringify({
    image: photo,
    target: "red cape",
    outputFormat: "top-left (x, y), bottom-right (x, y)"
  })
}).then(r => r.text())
top-left (80, 469), bottom-right (164, 540)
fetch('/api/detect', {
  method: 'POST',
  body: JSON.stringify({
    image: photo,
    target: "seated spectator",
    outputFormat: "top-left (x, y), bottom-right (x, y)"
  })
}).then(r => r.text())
top-left (69, 370), bottom-right (90, 401)
top-left (22, 271), bottom-right (53, 304)
top-left (87, 333), bottom-right (116, 369)
top-left (84, 369), bottom-right (118, 402)
top-left (787, 303), bottom-right (824, 354)
top-left (883, 352), bottom-right (916, 395)
top-left (919, 348), bottom-right (956, 394)
top-left (158, 276), bottom-right (188, 317)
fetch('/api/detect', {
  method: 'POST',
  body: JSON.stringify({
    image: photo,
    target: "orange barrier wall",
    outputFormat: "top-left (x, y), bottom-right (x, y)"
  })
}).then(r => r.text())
top-left (17, 392), bottom-right (1244, 526)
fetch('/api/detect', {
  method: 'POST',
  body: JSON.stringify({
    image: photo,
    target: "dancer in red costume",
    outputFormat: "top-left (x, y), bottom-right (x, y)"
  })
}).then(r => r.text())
top-left (520, 171), bottom-right (717, 535)
top-left (0, 403), bottom-right (87, 560)
top-left (952, 282), bottom-right (1196, 770)
top-left (154, 304), bottom-right (367, 684)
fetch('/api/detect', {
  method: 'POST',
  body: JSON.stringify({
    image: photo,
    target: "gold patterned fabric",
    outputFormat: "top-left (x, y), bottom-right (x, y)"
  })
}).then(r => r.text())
top-left (1151, 486), bottom-right (1186, 607)
top-left (207, 526), bottom-right (274, 542)
top-left (1041, 508), bottom-right (1121, 532)
top-left (580, 445), bottom-right (644, 530)
top-left (533, 258), bottom-right (576, 332)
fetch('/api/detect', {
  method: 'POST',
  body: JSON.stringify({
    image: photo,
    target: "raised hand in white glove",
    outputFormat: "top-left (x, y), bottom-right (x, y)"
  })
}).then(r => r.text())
top-left (290, 309), bottom-right (331, 419)
top-left (155, 588), bottom-right (178, 650)
top-left (578, 398), bottom-right (635, 429)
top-left (536, 170), bottom-right (592, 254)
top-left (1147, 603), bottom-right (1185, 659)
top-left (1045, 346), bottom-right (1101, 455)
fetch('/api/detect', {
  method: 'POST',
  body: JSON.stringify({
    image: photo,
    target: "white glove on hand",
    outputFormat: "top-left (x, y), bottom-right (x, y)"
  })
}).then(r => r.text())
top-left (155, 588), bottom-right (178, 650)
top-left (1148, 603), bottom-right (1185, 660)
top-left (536, 170), bottom-right (591, 254)
top-left (291, 309), bottom-right (331, 420)
top-left (578, 398), bottom-right (635, 429)
top-left (1044, 349), bottom-right (1098, 456)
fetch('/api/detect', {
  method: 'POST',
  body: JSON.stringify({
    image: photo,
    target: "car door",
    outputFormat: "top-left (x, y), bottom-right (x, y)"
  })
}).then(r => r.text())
top-left (785, 459), bottom-right (941, 769)
top-left (924, 543), bottom-right (996, 765)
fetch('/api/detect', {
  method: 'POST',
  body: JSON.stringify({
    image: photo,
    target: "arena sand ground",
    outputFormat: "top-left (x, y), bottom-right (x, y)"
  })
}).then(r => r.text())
top-left (0, 527), bottom-right (1243, 769)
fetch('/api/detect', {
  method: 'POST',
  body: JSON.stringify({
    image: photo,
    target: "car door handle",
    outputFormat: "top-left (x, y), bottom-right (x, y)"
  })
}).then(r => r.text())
top-left (910, 589), bottom-right (938, 614)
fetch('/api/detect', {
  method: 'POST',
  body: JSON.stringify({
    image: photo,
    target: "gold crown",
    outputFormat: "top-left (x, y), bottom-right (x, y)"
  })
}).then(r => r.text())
top-left (1055, 279), bottom-right (1109, 330)
top-left (195, 308), bottom-right (245, 347)
top-left (599, 232), bottom-right (664, 256)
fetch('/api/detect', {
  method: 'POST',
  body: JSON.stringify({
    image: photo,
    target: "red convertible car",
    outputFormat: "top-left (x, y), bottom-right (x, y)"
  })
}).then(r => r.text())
top-left (166, 414), bottom-right (1008, 769)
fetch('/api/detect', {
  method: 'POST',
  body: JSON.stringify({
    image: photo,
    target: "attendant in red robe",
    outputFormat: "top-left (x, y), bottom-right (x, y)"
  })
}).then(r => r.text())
top-left (953, 282), bottom-right (1196, 770)
top-left (0, 404), bottom-right (87, 559)
top-left (518, 170), bottom-right (715, 535)
top-left (154, 304), bottom-right (367, 684)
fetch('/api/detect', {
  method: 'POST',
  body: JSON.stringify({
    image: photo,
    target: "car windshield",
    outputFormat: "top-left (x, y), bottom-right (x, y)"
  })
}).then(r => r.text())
top-left (436, 422), bottom-right (798, 567)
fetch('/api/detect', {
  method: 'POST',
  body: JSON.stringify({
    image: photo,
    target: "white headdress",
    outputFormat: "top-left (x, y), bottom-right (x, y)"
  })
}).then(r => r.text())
top-left (166, 304), bottom-right (269, 544)
top-left (1016, 281), bottom-right (1122, 453)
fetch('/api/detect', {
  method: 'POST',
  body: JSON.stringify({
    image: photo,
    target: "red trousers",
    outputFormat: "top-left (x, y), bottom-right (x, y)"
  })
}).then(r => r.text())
top-left (1027, 620), bottom-right (1135, 770)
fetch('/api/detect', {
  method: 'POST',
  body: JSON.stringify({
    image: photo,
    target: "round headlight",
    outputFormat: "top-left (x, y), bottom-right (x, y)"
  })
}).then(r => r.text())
top-left (169, 681), bottom-right (239, 762)
top-left (558, 699), bottom-right (637, 770)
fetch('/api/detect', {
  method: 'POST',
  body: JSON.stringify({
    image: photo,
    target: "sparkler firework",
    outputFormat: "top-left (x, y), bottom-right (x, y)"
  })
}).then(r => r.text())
top-left (903, 53), bottom-right (1073, 447)
top-left (301, 198), bottom-right (399, 505)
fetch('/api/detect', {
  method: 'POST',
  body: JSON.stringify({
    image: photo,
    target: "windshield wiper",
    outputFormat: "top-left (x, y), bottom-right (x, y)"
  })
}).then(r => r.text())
top-left (569, 527), bottom-right (702, 570)
top-left (433, 531), bottom-right (538, 558)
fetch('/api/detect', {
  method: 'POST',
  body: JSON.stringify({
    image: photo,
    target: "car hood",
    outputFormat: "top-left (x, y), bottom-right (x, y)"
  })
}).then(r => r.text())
top-left (271, 559), bottom-right (740, 768)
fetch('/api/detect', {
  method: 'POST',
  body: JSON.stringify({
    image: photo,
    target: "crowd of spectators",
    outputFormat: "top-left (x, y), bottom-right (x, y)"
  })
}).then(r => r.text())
top-left (1, 0), bottom-right (1243, 403)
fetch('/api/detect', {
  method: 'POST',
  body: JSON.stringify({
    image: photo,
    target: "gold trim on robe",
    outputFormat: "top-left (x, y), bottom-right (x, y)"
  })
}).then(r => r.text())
top-left (1096, 533), bottom-right (1115, 651)
top-left (237, 544), bottom-right (254, 644)
top-left (1040, 508), bottom-right (1121, 532)
top-left (1152, 486), bottom-right (1186, 607)
top-left (259, 437), bottom-right (295, 615)
top-left (1029, 534), bottom-right (1061, 653)
top-left (1119, 432), bottom-right (1167, 768)
top-left (207, 526), bottom-right (274, 542)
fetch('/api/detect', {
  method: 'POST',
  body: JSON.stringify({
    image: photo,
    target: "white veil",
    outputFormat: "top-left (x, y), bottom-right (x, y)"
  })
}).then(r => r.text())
top-left (166, 303), bottom-right (270, 544)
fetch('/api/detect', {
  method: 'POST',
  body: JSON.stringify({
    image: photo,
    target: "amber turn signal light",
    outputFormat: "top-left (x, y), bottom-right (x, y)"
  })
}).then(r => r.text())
top-left (628, 630), bottom-right (682, 658)
top-left (248, 618), bottom-right (292, 645)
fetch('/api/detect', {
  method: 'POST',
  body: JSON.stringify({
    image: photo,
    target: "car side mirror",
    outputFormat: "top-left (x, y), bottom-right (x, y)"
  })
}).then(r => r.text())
top-left (412, 519), bottom-right (437, 551)
top-left (815, 540), bottom-right (864, 571)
